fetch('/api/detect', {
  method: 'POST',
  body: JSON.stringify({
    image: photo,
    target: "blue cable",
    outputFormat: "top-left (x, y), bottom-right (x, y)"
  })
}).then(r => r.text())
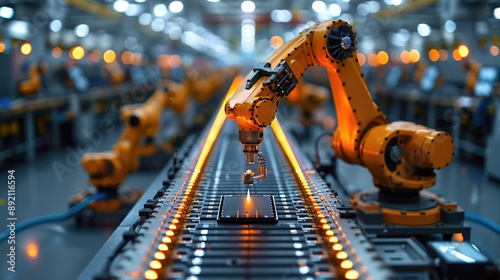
top-left (465, 212), bottom-right (500, 236)
top-left (432, 191), bottom-right (500, 236)
top-left (0, 192), bottom-right (107, 242)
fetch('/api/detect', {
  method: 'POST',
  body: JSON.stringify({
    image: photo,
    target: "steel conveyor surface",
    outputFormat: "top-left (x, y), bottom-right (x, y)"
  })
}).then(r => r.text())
top-left (167, 123), bottom-right (335, 279)
top-left (90, 83), bottom-right (500, 279)
top-left (78, 79), bottom-right (500, 280)
top-left (80, 110), bottom-right (390, 280)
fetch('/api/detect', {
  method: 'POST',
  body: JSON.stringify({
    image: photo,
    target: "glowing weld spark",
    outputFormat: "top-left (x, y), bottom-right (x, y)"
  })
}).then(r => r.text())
top-left (247, 189), bottom-right (251, 203)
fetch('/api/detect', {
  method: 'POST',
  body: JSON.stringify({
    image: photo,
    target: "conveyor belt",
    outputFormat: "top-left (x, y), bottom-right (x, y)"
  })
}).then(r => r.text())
top-left (81, 108), bottom-right (392, 280)
top-left (166, 123), bottom-right (334, 279)
top-left (79, 91), bottom-right (497, 280)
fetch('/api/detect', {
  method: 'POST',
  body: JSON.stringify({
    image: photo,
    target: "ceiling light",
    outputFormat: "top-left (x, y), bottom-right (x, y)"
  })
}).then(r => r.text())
top-left (124, 36), bottom-right (138, 50)
top-left (398, 29), bottom-right (410, 41)
top-left (458, 45), bottom-right (469, 58)
top-left (207, 0), bottom-right (220, 2)
top-left (151, 18), bottom-right (165, 32)
top-left (341, 13), bottom-right (354, 23)
top-left (409, 49), bottom-right (420, 63)
top-left (357, 3), bottom-right (369, 16)
top-left (154, 4), bottom-right (167, 17)
top-left (125, 4), bottom-right (141, 16)
top-left (312, 1), bottom-right (327, 13)
top-left (139, 13), bottom-right (152, 25)
top-left (8, 21), bottom-right (29, 38)
top-left (367, 1), bottom-right (380, 13)
top-left (135, 0), bottom-right (145, 2)
top-left (444, 20), bottom-right (456, 33)
top-left (103, 50), bottom-right (116, 63)
top-left (184, 22), bottom-right (197, 31)
top-left (0, 6), bottom-right (14, 19)
top-left (241, 19), bottom-right (255, 52)
top-left (329, 4), bottom-right (341, 17)
top-left (113, 0), bottom-right (129, 13)
top-left (74, 24), bottom-right (89, 37)
top-left (241, 1), bottom-right (255, 13)
top-left (385, 0), bottom-right (402, 6)
top-left (52, 47), bottom-right (62, 58)
top-left (169, 26), bottom-right (182, 40)
top-left (20, 42), bottom-right (32, 55)
top-left (390, 30), bottom-right (409, 47)
top-left (417, 23), bottom-right (431, 37)
top-left (169, 1), bottom-right (183, 13)
top-left (50, 20), bottom-right (62, 32)
top-left (270, 36), bottom-right (284, 49)
top-left (271, 10), bottom-right (292, 23)
top-left (70, 46), bottom-right (85, 60)
top-left (163, 21), bottom-right (175, 33)
top-left (390, 33), bottom-right (404, 47)
top-left (490, 46), bottom-right (499, 56)
top-left (494, 7), bottom-right (500, 19)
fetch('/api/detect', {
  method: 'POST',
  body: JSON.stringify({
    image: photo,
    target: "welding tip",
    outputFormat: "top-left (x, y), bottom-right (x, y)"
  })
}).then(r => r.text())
top-left (242, 144), bottom-right (258, 164)
top-left (246, 153), bottom-right (255, 164)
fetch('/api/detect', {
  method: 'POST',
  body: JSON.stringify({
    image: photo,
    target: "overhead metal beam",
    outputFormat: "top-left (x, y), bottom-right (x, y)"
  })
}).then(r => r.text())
top-left (376, 0), bottom-right (439, 19)
top-left (66, 0), bottom-right (122, 20)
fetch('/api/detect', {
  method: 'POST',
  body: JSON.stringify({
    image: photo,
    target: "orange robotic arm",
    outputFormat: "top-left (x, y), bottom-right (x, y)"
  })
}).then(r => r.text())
top-left (226, 20), bottom-right (454, 192)
top-left (104, 61), bottom-right (126, 85)
top-left (463, 58), bottom-right (481, 95)
top-left (185, 66), bottom-right (226, 104)
top-left (82, 81), bottom-right (178, 189)
top-left (18, 62), bottom-right (46, 96)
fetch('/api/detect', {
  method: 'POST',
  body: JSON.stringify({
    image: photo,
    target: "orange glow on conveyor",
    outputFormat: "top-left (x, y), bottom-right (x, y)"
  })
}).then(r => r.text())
top-left (194, 75), bottom-right (243, 172)
top-left (145, 75), bottom-right (243, 280)
top-left (271, 119), bottom-right (359, 280)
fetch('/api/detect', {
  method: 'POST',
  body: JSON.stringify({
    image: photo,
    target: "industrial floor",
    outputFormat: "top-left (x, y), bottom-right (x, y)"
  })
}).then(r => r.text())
top-left (0, 118), bottom-right (164, 280)
top-left (1, 118), bottom-right (500, 280)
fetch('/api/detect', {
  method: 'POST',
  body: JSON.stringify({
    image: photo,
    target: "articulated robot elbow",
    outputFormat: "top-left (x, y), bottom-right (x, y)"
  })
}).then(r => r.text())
top-left (82, 152), bottom-right (127, 189)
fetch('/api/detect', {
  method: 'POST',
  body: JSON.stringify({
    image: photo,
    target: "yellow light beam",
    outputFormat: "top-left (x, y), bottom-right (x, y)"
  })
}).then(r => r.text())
top-left (271, 118), bottom-right (361, 278)
top-left (146, 75), bottom-right (243, 275)
top-left (194, 75), bottom-right (243, 171)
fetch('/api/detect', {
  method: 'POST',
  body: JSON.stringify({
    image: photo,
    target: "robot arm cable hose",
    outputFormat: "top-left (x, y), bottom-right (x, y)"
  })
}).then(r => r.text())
top-left (465, 212), bottom-right (500, 236)
top-left (0, 192), bottom-right (108, 243)
top-left (430, 191), bottom-right (500, 236)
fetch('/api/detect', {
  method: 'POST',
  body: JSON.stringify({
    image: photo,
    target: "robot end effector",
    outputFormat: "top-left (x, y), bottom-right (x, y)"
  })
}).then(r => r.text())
top-left (239, 130), bottom-right (268, 186)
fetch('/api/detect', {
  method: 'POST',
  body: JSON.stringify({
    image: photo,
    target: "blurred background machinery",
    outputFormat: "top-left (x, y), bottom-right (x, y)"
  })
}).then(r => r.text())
top-left (0, 0), bottom-right (499, 279)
